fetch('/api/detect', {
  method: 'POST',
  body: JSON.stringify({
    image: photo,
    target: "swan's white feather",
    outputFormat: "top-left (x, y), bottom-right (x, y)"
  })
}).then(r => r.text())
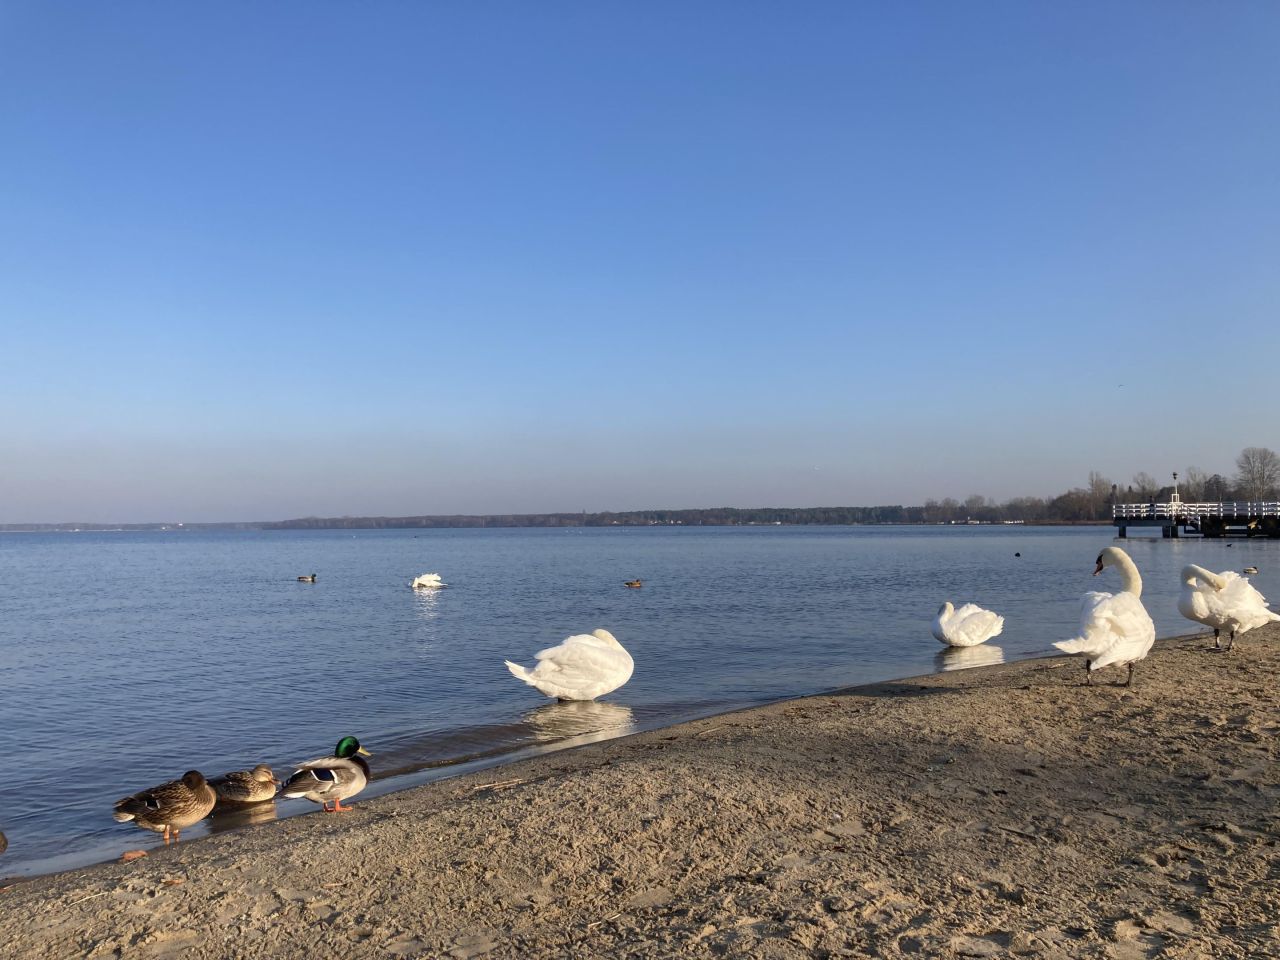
top-left (1178, 565), bottom-right (1280, 639)
top-left (505, 629), bottom-right (634, 701)
top-left (931, 602), bottom-right (1004, 647)
top-left (1055, 589), bottom-right (1155, 670)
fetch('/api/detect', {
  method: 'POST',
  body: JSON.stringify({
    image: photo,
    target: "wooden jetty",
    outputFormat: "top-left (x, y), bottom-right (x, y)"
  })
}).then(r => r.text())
top-left (1113, 499), bottom-right (1280, 539)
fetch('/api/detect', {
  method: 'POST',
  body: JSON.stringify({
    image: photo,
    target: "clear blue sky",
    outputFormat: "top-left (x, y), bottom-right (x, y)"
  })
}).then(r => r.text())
top-left (2, 2), bottom-right (1277, 522)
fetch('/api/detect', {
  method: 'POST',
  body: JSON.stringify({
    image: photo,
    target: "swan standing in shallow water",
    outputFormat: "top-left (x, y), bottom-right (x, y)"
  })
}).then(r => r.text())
top-left (931, 602), bottom-right (1004, 647)
top-left (1054, 546), bottom-right (1156, 686)
top-left (1178, 564), bottom-right (1280, 651)
top-left (505, 629), bottom-right (634, 701)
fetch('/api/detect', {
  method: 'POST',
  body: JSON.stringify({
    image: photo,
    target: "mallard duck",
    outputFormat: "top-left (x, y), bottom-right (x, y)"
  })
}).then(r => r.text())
top-left (1054, 547), bottom-right (1156, 686)
top-left (280, 736), bottom-right (372, 812)
top-left (0, 829), bottom-right (7, 855)
top-left (1243, 566), bottom-right (1260, 575)
top-left (505, 628), bottom-right (634, 701)
top-left (623, 580), bottom-right (643, 588)
top-left (209, 764), bottom-right (280, 804)
top-left (931, 601), bottom-right (1004, 647)
top-left (297, 574), bottom-right (317, 582)
top-left (112, 770), bottom-right (217, 843)
top-left (410, 573), bottom-right (446, 589)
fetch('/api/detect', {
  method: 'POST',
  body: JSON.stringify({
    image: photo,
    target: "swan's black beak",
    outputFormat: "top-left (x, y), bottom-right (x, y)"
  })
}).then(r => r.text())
top-left (1093, 559), bottom-right (1104, 576)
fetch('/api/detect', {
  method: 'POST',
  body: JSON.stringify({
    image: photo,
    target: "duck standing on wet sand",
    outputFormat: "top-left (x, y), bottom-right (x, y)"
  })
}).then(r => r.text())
top-left (209, 764), bottom-right (280, 804)
top-left (280, 737), bottom-right (372, 812)
top-left (112, 770), bottom-right (217, 843)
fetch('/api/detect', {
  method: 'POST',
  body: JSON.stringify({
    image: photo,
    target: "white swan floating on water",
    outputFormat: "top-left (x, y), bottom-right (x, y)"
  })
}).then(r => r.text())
top-left (1178, 564), bottom-right (1279, 651)
top-left (410, 573), bottom-right (447, 590)
top-left (931, 602), bottom-right (1004, 647)
top-left (1054, 546), bottom-right (1155, 686)
top-left (505, 629), bottom-right (634, 701)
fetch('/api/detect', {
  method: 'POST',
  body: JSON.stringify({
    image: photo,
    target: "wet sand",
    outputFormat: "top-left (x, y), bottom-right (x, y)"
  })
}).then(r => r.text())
top-left (2, 626), bottom-right (1276, 959)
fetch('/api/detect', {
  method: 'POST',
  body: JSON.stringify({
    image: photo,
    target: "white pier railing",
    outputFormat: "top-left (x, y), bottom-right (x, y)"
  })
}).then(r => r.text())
top-left (1112, 501), bottom-right (1280, 520)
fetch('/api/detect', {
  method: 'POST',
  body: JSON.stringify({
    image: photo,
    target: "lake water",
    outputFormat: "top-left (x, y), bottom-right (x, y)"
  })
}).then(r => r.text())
top-left (1, 524), bottom-right (1276, 877)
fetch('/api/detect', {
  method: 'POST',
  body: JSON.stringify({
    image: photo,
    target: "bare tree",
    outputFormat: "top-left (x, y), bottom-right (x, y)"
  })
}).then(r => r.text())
top-left (1181, 466), bottom-right (1208, 501)
top-left (1132, 472), bottom-right (1161, 499)
top-left (1086, 471), bottom-right (1114, 518)
top-left (1236, 446), bottom-right (1280, 500)
top-left (1205, 474), bottom-right (1233, 501)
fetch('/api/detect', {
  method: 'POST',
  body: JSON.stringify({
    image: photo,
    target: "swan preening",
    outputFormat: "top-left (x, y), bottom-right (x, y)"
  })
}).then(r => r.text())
top-left (931, 602), bottom-right (1004, 647)
top-left (505, 629), bottom-right (634, 701)
top-left (411, 573), bottom-right (447, 590)
top-left (1178, 564), bottom-right (1280, 651)
top-left (1054, 546), bottom-right (1156, 686)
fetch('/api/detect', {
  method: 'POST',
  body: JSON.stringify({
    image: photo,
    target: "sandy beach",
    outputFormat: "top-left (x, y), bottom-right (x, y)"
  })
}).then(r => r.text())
top-left (2, 626), bottom-right (1276, 959)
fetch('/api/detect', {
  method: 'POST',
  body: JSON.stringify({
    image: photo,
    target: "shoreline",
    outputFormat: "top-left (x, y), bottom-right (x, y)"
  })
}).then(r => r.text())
top-left (3, 626), bottom-right (1276, 958)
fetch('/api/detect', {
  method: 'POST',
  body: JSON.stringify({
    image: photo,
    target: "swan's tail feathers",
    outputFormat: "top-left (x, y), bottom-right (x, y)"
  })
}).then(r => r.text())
top-left (1053, 637), bottom-right (1091, 654)
top-left (505, 660), bottom-right (534, 685)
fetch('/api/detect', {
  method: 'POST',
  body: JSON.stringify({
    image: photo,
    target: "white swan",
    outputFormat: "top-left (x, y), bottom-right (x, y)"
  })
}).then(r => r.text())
top-left (410, 573), bottom-right (446, 589)
top-left (1054, 546), bottom-right (1156, 686)
top-left (1178, 564), bottom-right (1279, 651)
top-left (504, 628), bottom-right (634, 701)
top-left (931, 602), bottom-right (1004, 647)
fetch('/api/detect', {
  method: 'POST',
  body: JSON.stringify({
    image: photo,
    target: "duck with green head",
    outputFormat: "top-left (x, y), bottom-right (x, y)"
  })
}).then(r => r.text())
top-left (280, 736), bottom-right (372, 812)
top-left (112, 770), bottom-right (217, 843)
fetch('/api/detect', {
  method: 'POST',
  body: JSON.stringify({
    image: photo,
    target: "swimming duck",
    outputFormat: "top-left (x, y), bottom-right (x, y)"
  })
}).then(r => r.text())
top-left (1054, 547), bottom-right (1156, 686)
top-left (209, 764), bottom-right (280, 804)
top-left (410, 573), bottom-right (446, 589)
top-left (280, 736), bottom-right (372, 812)
top-left (1243, 566), bottom-right (1259, 575)
top-left (623, 580), bottom-right (643, 588)
top-left (1178, 564), bottom-right (1279, 651)
top-left (0, 829), bottom-right (6, 855)
top-left (112, 770), bottom-right (217, 843)
top-left (931, 601), bottom-right (1004, 647)
top-left (297, 574), bottom-right (317, 583)
top-left (505, 628), bottom-right (634, 701)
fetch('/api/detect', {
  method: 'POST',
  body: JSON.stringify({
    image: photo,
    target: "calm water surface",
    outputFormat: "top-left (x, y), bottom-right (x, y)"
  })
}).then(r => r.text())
top-left (1, 525), bottom-right (1276, 876)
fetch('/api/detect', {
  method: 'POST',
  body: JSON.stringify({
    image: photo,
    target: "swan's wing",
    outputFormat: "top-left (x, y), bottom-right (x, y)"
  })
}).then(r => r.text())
top-left (1087, 592), bottom-right (1155, 669)
top-left (1216, 574), bottom-right (1280, 631)
top-left (1056, 591), bottom-right (1127, 656)
top-left (949, 604), bottom-right (1004, 645)
top-left (534, 634), bottom-right (630, 681)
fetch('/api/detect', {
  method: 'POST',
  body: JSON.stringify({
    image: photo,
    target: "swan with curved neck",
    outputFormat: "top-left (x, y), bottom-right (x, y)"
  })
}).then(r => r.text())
top-left (1054, 546), bottom-right (1156, 686)
top-left (1178, 563), bottom-right (1279, 651)
top-left (1096, 546), bottom-right (1143, 597)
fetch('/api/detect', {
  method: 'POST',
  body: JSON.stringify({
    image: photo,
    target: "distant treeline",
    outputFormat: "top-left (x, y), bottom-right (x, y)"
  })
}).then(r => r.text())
top-left (5, 446), bottom-right (1275, 532)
